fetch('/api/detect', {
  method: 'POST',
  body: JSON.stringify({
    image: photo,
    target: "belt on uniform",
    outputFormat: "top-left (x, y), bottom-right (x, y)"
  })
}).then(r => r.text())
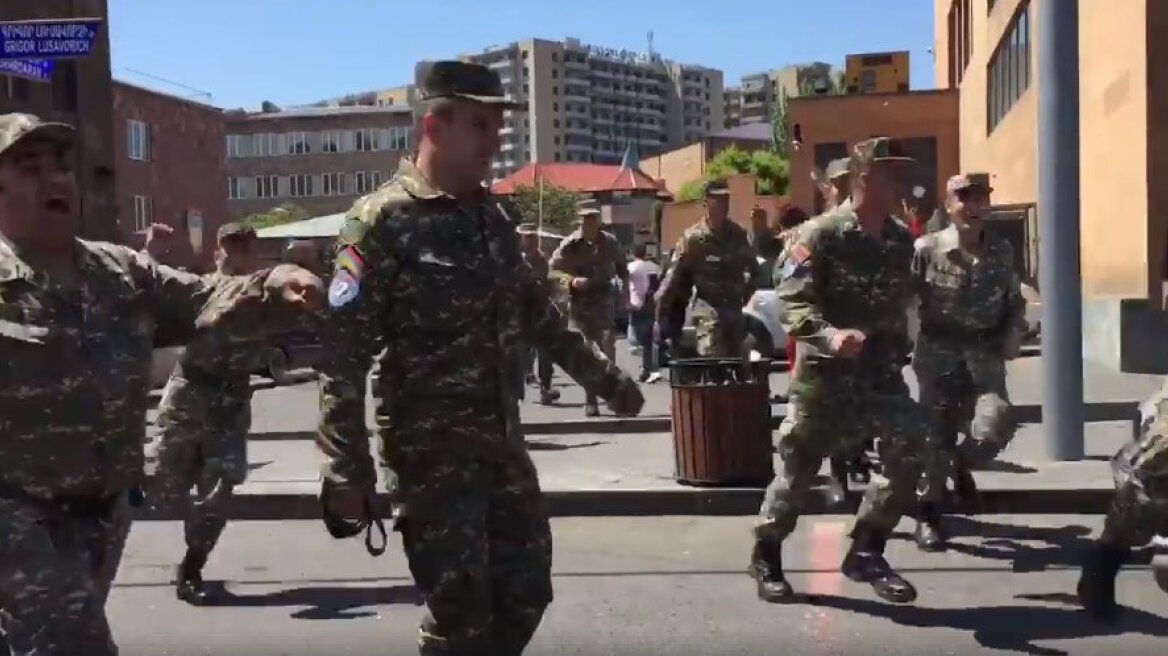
top-left (0, 481), bottom-right (121, 519)
top-left (920, 321), bottom-right (1002, 346)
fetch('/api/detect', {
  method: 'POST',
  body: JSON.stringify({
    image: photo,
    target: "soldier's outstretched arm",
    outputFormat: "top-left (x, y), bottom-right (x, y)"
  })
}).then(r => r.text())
top-left (775, 225), bottom-right (836, 351)
top-left (520, 257), bottom-right (627, 399)
top-left (998, 242), bottom-right (1029, 356)
top-left (316, 213), bottom-right (399, 488)
top-left (547, 238), bottom-right (578, 293)
top-left (121, 244), bottom-right (313, 339)
top-left (654, 235), bottom-right (694, 323)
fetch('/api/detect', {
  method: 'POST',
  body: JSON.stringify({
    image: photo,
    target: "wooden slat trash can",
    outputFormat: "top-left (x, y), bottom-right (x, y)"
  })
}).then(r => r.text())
top-left (669, 358), bottom-right (775, 487)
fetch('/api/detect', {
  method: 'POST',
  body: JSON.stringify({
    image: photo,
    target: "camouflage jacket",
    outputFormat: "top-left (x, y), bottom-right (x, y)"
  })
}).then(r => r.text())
top-left (316, 159), bottom-right (626, 486)
top-left (912, 225), bottom-right (1027, 347)
top-left (776, 205), bottom-right (915, 362)
top-left (658, 218), bottom-right (758, 315)
top-left (0, 238), bottom-right (279, 498)
top-left (548, 228), bottom-right (627, 310)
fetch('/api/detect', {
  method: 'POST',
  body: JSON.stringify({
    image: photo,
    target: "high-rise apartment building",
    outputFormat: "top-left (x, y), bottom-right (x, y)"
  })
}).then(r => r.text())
top-left (723, 63), bottom-right (839, 128)
top-left (446, 37), bottom-right (724, 181)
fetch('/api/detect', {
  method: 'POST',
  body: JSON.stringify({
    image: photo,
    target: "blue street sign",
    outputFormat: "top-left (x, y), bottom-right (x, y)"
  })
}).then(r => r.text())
top-left (0, 58), bottom-right (54, 83)
top-left (0, 19), bottom-right (102, 60)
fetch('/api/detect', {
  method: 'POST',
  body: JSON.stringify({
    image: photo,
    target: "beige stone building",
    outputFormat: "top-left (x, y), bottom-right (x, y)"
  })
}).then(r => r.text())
top-left (444, 37), bottom-right (725, 181)
top-left (224, 104), bottom-right (414, 220)
top-left (723, 63), bottom-right (839, 128)
top-left (933, 0), bottom-right (1168, 371)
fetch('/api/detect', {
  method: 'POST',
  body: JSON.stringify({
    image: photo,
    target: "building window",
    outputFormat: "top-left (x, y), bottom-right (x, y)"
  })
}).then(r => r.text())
top-left (127, 120), bottom-right (150, 161)
top-left (321, 130), bottom-right (343, 153)
top-left (860, 69), bottom-right (877, 92)
top-left (354, 128), bottom-right (381, 152)
top-left (255, 175), bottom-right (280, 199)
top-left (987, 2), bottom-right (1031, 133)
top-left (227, 176), bottom-right (247, 200)
top-left (355, 171), bottom-right (383, 194)
top-left (132, 195), bottom-right (152, 232)
top-left (386, 126), bottom-right (411, 151)
top-left (226, 135), bottom-right (248, 158)
top-left (288, 174), bottom-right (314, 198)
top-left (252, 133), bottom-right (286, 158)
top-left (947, 0), bottom-right (974, 87)
top-left (322, 172), bottom-right (347, 196)
top-left (287, 131), bottom-right (311, 155)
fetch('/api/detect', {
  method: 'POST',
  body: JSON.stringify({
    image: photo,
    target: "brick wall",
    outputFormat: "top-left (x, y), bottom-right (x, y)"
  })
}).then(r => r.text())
top-left (112, 81), bottom-right (226, 271)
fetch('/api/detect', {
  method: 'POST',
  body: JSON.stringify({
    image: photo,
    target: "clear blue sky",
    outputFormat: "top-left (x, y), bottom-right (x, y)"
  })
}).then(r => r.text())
top-left (108, 0), bottom-right (936, 109)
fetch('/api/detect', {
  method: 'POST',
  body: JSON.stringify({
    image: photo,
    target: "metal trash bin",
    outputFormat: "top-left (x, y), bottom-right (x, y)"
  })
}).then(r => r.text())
top-left (669, 358), bottom-right (775, 487)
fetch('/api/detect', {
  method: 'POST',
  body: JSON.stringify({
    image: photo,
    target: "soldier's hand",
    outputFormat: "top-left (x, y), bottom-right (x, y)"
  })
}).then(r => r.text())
top-left (829, 329), bottom-right (866, 358)
top-left (606, 376), bottom-right (645, 417)
top-left (143, 222), bottom-right (174, 258)
top-left (322, 481), bottom-right (368, 519)
top-left (570, 277), bottom-right (591, 291)
top-left (266, 264), bottom-right (325, 311)
top-left (1002, 336), bottom-right (1023, 361)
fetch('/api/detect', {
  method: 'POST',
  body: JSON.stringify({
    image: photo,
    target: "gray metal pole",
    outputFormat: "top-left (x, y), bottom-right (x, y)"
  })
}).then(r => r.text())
top-left (1036, 0), bottom-right (1084, 460)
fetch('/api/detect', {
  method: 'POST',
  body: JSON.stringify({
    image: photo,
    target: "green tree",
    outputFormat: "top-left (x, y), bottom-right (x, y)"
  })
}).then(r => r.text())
top-left (771, 89), bottom-right (790, 158)
top-left (706, 146), bottom-right (790, 197)
top-left (676, 179), bottom-right (706, 203)
top-left (240, 203), bottom-right (312, 230)
top-left (507, 183), bottom-right (582, 234)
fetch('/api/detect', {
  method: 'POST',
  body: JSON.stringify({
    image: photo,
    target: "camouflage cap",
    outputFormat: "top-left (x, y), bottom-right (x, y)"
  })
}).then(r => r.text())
top-left (701, 179), bottom-right (730, 196)
top-left (576, 198), bottom-right (601, 217)
top-left (0, 113), bottom-right (74, 161)
top-left (947, 172), bottom-right (993, 195)
top-left (825, 158), bottom-right (851, 181)
top-left (848, 137), bottom-right (914, 174)
top-left (417, 60), bottom-right (526, 111)
top-left (217, 222), bottom-right (256, 241)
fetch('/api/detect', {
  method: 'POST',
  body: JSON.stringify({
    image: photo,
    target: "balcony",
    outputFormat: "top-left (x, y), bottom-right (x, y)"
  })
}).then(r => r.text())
top-left (500, 142), bottom-right (517, 152)
top-left (565, 124), bottom-right (591, 136)
top-left (488, 59), bottom-right (514, 71)
top-left (564, 89), bottom-right (590, 102)
top-left (566, 141), bottom-right (593, 152)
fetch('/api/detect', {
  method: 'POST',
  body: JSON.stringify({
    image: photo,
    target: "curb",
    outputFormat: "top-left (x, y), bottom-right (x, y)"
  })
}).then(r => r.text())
top-left (132, 483), bottom-right (1116, 522)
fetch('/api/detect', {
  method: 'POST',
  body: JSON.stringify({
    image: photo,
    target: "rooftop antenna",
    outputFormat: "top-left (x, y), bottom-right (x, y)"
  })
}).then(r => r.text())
top-left (121, 68), bottom-right (213, 102)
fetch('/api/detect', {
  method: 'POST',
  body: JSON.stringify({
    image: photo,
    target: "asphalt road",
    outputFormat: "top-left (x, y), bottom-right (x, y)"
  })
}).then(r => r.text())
top-left (109, 515), bottom-right (1168, 655)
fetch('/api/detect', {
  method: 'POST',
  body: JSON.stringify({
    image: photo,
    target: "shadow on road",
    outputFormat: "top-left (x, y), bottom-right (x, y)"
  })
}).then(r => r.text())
top-left (525, 440), bottom-right (608, 451)
top-left (206, 582), bottom-right (421, 620)
top-left (893, 517), bottom-right (1094, 573)
top-left (803, 591), bottom-right (1168, 656)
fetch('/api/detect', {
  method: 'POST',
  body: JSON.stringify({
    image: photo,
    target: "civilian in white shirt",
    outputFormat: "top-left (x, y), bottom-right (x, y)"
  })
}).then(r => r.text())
top-left (627, 244), bottom-right (662, 382)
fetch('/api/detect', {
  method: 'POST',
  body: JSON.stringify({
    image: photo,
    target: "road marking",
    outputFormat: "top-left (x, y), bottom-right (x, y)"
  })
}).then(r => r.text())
top-left (806, 520), bottom-right (845, 596)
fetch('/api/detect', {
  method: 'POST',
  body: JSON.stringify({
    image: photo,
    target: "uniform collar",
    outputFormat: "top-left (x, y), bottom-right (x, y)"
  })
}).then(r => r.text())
top-left (936, 223), bottom-right (986, 253)
top-left (394, 157), bottom-right (488, 204)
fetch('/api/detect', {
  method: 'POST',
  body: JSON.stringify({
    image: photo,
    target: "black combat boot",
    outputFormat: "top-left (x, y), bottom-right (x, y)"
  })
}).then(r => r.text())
top-left (749, 539), bottom-right (794, 602)
top-left (842, 524), bottom-right (918, 604)
top-left (1077, 542), bottom-right (1129, 622)
top-left (584, 392), bottom-right (600, 417)
top-left (540, 387), bottom-right (560, 404)
top-left (913, 503), bottom-right (948, 552)
top-left (827, 456), bottom-right (849, 505)
top-left (951, 463), bottom-right (980, 510)
top-left (175, 549), bottom-right (211, 606)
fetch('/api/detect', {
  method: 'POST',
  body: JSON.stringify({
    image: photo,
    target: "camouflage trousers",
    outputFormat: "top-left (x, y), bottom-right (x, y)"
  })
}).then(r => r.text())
top-left (1101, 420), bottom-right (1168, 548)
top-left (389, 440), bottom-right (553, 656)
top-left (692, 308), bottom-right (747, 358)
top-left (150, 376), bottom-right (251, 555)
top-left (0, 491), bottom-right (132, 656)
top-left (756, 363), bottom-right (926, 543)
top-left (570, 306), bottom-right (615, 407)
top-left (912, 338), bottom-right (1015, 504)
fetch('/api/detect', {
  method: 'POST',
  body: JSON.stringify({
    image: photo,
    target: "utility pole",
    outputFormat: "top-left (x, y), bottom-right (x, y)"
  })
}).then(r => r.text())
top-left (1037, 0), bottom-right (1084, 460)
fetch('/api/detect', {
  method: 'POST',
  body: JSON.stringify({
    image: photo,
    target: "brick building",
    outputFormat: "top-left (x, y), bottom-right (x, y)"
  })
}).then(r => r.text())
top-left (640, 122), bottom-right (774, 194)
top-left (224, 104), bottom-right (415, 221)
top-left (0, 0), bottom-right (117, 241)
top-left (785, 89), bottom-right (960, 216)
top-left (112, 81), bottom-right (227, 270)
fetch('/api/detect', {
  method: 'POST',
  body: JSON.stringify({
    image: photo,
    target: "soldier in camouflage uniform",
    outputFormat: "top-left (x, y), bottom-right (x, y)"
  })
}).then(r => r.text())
top-left (518, 222), bottom-right (560, 404)
top-left (909, 174), bottom-right (1027, 552)
top-left (316, 61), bottom-right (644, 656)
top-left (150, 222), bottom-right (289, 605)
top-left (750, 137), bottom-right (925, 605)
top-left (1079, 381), bottom-right (1168, 620)
top-left (549, 201), bottom-right (630, 417)
top-left (0, 113), bottom-right (323, 655)
top-left (656, 179), bottom-right (759, 358)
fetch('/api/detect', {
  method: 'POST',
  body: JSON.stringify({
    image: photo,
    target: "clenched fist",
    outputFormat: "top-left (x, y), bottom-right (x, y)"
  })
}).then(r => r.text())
top-left (265, 263), bottom-right (325, 311)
